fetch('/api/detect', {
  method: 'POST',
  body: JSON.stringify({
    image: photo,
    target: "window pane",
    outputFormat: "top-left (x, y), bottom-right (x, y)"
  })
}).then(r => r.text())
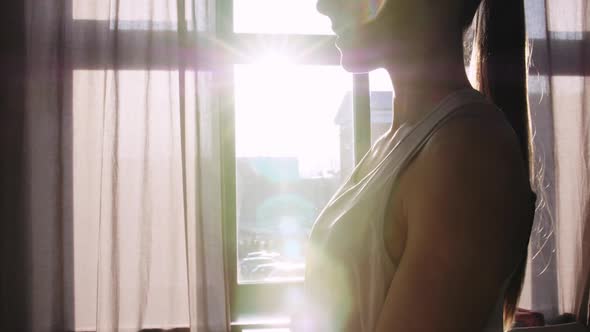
top-left (369, 68), bottom-right (393, 144)
top-left (233, 0), bottom-right (332, 35)
top-left (234, 64), bottom-right (352, 283)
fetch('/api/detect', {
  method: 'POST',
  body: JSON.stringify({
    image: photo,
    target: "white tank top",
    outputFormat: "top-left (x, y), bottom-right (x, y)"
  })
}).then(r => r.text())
top-left (299, 88), bottom-right (510, 332)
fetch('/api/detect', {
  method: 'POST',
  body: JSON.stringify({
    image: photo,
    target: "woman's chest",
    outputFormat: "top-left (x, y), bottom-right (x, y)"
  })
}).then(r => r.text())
top-left (310, 178), bottom-right (406, 267)
top-left (309, 130), bottom-right (412, 265)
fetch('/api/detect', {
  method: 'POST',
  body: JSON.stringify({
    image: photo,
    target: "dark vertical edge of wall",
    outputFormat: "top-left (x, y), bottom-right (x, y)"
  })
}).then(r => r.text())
top-left (0, 1), bottom-right (30, 331)
top-left (61, 1), bottom-right (76, 328)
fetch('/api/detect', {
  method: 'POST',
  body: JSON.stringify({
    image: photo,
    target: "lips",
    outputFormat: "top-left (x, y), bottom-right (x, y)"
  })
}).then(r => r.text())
top-left (330, 21), bottom-right (353, 47)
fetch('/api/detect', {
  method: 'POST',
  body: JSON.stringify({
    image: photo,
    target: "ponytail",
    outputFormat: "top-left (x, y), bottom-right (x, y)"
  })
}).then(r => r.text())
top-left (467, 0), bottom-right (532, 329)
top-left (474, 0), bottom-right (530, 170)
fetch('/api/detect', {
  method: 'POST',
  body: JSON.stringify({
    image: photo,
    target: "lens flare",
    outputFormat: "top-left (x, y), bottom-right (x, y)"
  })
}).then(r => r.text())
top-left (362, 0), bottom-right (387, 23)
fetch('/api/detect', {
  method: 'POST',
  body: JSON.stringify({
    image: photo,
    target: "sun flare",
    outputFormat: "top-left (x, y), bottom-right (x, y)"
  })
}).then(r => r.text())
top-left (234, 53), bottom-right (353, 178)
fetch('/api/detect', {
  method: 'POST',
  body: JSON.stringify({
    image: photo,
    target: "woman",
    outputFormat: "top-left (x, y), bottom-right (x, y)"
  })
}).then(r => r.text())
top-left (299, 0), bottom-right (536, 331)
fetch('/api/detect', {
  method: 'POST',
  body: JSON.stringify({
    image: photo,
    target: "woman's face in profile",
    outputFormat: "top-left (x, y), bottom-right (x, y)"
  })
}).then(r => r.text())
top-left (316, 0), bottom-right (454, 72)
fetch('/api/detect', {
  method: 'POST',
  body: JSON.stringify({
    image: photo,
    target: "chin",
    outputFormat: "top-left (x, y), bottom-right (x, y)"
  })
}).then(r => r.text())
top-left (340, 57), bottom-right (377, 73)
top-left (337, 42), bottom-right (382, 73)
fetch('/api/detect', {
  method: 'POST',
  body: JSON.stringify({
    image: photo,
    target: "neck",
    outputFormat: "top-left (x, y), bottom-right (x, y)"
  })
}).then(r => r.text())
top-left (384, 37), bottom-right (471, 133)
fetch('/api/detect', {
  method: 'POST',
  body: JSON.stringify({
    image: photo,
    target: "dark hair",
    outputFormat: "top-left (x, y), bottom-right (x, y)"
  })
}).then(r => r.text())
top-left (463, 0), bottom-right (532, 329)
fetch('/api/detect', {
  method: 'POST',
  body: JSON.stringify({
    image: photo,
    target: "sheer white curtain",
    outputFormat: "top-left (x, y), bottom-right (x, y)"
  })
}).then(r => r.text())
top-left (520, 0), bottom-right (590, 325)
top-left (24, 0), bottom-right (227, 331)
top-left (547, 0), bottom-right (590, 321)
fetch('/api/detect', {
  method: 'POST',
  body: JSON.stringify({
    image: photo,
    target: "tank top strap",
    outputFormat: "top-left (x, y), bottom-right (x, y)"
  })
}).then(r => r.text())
top-left (325, 88), bottom-right (494, 209)
top-left (381, 88), bottom-right (494, 177)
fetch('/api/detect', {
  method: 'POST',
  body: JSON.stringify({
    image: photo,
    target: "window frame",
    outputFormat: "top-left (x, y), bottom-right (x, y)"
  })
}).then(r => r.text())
top-left (214, 0), bottom-right (372, 328)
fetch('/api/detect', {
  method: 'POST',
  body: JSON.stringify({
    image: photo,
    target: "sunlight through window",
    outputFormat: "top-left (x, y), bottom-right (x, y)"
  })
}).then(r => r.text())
top-left (234, 0), bottom-right (333, 34)
top-left (234, 59), bottom-right (352, 283)
top-left (369, 68), bottom-right (394, 144)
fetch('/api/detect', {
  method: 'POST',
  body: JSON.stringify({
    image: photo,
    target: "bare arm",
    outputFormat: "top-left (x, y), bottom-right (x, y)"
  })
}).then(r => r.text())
top-left (376, 111), bottom-right (532, 332)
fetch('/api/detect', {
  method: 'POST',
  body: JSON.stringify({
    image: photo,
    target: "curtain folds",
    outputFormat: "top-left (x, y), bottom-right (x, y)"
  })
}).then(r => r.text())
top-left (522, 0), bottom-right (590, 325)
top-left (22, 0), bottom-right (227, 331)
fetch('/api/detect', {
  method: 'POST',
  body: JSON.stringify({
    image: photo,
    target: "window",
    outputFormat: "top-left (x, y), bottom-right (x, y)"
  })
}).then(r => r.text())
top-left (69, 4), bottom-right (373, 326)
top-left (220, 0), bottom-right (382, 328)
top-left (234, 63), bottom-right (352, 284)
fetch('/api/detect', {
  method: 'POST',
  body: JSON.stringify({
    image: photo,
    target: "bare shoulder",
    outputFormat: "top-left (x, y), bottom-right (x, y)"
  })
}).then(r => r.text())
top-left (375, 103), bottom-right (535, 332)
top-left (417, 102), bottom-right (517, 159)
top-left (412, 102), bottom-right (529, 193)
top-left (400, 102), bottom-right (533, 272)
